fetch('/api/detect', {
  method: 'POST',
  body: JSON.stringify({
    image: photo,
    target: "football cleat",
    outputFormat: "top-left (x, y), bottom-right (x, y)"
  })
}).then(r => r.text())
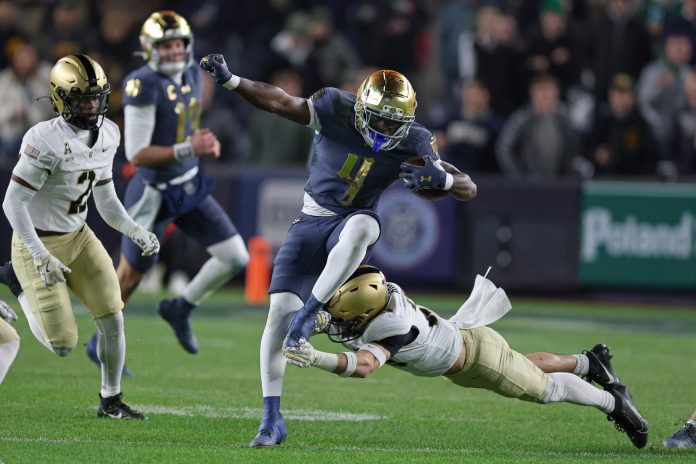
top-left (98, 393), bottom-right (147, 419)
top-left (158, 298), bottom-right (199, 354)
top-left (250, 415), bottom-right (288, 447)
top-left (663, 422), bottom-right (696, 449)
top-left (607, 384), bottom-right (648, 448)
top-left (583, 343), bottom-right (619, 389)
top-left (283, 294), bottom-right (323, 350)
top-left (250, 396), bottom-right (288, 447)
top-left (85, 333), bottom-right (134, 377)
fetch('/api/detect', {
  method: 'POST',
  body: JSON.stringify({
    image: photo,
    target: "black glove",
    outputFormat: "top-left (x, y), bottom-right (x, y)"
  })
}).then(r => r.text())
top-left (199, 54), bottom-right (233, 85)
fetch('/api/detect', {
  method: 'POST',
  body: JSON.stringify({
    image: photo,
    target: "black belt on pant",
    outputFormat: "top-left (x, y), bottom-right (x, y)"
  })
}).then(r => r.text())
top-left (35, 228), bottom-right (69, 237)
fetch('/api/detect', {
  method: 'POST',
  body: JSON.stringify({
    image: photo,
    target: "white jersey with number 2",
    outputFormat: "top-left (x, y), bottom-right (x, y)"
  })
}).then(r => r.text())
top-left (13, 116), bottom-right (119, 233)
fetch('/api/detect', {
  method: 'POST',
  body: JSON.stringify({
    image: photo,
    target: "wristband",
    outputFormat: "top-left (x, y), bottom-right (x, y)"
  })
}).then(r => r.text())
top-left (444, 173), bottom-right (454, 190)
top-left (314, 351), bottom-right (340, 372)
top-left (223, 75), bottom-right (241, 90)
top-left (173, 141), bottom-right (195, 160)
top-left (339, 351), bottom-right (358, 377)
top-left (360, 343), bottom-right (387, 367)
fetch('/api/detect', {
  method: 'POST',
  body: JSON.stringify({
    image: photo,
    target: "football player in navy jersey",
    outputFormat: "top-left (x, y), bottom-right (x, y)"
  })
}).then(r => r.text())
top-left (201, 54), bottom-right (477, 447)
top-left (84, 11), bottom-right (249, 363)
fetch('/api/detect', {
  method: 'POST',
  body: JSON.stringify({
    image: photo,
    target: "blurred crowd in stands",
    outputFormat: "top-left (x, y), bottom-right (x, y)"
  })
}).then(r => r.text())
top-left (2, 0), bottom-right (696, 181)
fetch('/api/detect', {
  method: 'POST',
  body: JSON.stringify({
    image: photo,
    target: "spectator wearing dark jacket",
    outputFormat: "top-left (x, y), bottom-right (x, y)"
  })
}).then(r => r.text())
top-left (589, 73), bottom-right (659, 176)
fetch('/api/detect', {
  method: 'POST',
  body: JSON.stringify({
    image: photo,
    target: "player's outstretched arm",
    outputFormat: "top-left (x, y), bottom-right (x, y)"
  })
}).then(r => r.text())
top-left (200, 54), bottom-right (310, 125)
top-left (92, 179), bottom-right (160, 256)
top-left (283, 339), bottom-right (389, 378)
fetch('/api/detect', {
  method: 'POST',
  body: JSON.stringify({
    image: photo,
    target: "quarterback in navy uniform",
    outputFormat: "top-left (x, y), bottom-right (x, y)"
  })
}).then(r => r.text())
top-left (201, 55), bottom-right (477, 446)
top-left (84, 11), bottom-right (248, 361)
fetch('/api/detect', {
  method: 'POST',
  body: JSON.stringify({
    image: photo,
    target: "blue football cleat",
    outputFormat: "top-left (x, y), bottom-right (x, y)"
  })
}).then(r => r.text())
top-left (282, 294), bottom-right (323, 349)
top-left (158, 297), bottom-right (199, 354)
top-left (664, 422), bottom-right (696, 449)
top-left (250, 396), bottom-right (288, 447)
top-left (85, 333), bottom-right (134, 377)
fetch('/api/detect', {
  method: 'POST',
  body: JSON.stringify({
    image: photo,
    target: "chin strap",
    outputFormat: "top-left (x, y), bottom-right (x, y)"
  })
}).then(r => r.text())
top-left (371, 133), bottom-right (387, 152)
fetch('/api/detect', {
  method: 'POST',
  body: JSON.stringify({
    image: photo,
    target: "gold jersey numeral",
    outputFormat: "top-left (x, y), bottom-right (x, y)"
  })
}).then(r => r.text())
top-left (174, 97), bottom-right (201, 143)
top-left (337, 154), bottom-right (374, 206)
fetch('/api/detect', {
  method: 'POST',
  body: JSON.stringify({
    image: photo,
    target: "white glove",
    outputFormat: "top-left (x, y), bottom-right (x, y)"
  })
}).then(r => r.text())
top-left (129, 225), bottom-right (160, 256)
top-left (0, 300), bottom-right (17, 322)
top-left (312, 310), bottom-right (331, 335)
top-left (33, 252), bottom-right (71, 289)
top-left (282, 339), bottom-right (319, 368)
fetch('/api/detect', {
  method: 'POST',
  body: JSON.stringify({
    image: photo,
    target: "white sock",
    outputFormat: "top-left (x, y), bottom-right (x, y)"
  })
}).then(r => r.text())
top-left (542, 372), bottom-right (615, 413)
top-left (0, 339), bottom-right (19, 384)
top-left (94, 312), bottom-right (125, 398)
top-left (17, 292), bottom-right (53, 352)
top-left (311, 214), bottom-right (380, 302)
top-left (572, 354), bottom-right (589, 376)
top-left (183, 235), bottom-right (248, 305)
top-left (260, 292), bottom-right (302, 396)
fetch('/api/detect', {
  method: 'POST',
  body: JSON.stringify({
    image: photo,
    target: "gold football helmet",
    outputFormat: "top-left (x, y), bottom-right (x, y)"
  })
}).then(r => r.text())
top-left (49, 54), bottom-right (110, 130)
top-left (140, 10), bottom-right (193, 74)
top-left (325, 265), bottom-right (388, 339)
top-left (354, 70), bottom-right (417, 152)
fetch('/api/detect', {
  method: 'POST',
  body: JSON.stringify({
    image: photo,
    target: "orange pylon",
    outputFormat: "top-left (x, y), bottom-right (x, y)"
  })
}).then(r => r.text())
top-left (245, 236), bottom-right (272, 305)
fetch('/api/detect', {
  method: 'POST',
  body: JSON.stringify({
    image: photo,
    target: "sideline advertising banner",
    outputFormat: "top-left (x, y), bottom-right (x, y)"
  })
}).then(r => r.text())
top-left (580, 181), bottom-right (696, 288)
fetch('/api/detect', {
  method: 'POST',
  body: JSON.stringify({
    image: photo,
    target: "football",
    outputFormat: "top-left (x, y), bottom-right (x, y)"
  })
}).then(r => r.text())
top-left (403, 156), bottom-right (426, 166)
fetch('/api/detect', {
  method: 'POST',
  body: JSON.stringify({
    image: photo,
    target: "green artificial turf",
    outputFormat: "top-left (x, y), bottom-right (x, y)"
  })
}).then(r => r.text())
top-left (1, 287), bottom-right (694, 463)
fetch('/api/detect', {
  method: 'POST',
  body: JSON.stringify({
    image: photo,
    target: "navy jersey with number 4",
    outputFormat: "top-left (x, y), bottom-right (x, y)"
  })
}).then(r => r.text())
top-left (122, 63), bottom-right (203, 184)
top-left (307, 87), bottom-right (438, 214)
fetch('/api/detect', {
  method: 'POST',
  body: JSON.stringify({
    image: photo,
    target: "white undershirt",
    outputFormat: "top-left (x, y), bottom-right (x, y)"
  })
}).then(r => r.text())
top-left (124, 105), bottom-right (156, 161)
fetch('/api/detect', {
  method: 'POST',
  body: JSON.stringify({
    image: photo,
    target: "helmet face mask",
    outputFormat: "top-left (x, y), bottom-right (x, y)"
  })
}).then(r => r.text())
top-left (49, 54), bottom-right (110, 130)
top-left (354, 70), bottom-right (417, 152)
top-left (325, 265), bottom-right (388, 341)
top-left (140, 10), bottom-right (193, 75)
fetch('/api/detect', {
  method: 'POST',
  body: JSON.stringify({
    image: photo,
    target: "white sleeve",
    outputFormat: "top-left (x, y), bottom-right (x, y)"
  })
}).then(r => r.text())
top-left (12, 155), bottom-right (50, 191)
top-left (92, 180), bottom-right (139, 236)
top-left (306, 98), bottom-right (322, 133)
top-left (2, 181), bottom-right (47, 260)
top-left (124, 104), bottom-right (156, 161)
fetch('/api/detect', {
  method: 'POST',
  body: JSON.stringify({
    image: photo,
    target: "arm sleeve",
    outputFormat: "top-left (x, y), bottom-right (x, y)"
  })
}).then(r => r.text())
top-left (92, 180), bottom-right (139, 236)
top-left (2, 181), bottom-right (47, 260)
top-left (124, 104), bottom-right (157, 161)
